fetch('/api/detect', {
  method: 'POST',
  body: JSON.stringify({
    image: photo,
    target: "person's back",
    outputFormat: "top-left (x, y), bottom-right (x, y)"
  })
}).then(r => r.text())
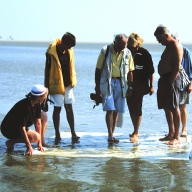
top-left (171, 33), bottom-right (192, 137)
top-left (182, 47), bottom-right (192, 78)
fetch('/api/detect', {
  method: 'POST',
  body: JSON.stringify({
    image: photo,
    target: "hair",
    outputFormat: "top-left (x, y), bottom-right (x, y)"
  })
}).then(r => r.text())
top-left (25, 92), bottom-right (39, 100)
top-left (154, 25), bottom-right (170, 36)
top-left (61, 32), bottom-right (76, 47)
top-left (115, 34), bottom-right (127, 41)
top-left (128, 33), bottom-right (144, 47)
top-left (171, 32), bottom-right (179, 41)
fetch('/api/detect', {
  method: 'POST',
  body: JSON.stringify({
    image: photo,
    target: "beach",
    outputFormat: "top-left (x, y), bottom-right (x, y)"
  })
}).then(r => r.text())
top-left (0, 41), bottom-right (192, 191)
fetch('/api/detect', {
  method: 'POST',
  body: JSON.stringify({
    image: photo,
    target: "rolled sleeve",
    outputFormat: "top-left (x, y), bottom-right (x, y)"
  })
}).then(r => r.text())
top-left (96, 51), bottom-right (105, 70)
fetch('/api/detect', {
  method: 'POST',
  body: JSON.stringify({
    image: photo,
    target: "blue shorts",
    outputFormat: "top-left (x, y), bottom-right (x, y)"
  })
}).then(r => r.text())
top-left (102, 79), bottom-right (125, 113)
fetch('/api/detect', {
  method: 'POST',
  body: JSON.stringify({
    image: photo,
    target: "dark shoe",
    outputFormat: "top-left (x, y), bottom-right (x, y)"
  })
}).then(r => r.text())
top-left (159, 136), bottom-right (172, 141)
top-left (72, 134), bottom-right (80, 141)
top-left (107, 137), bottom-right (119, 143)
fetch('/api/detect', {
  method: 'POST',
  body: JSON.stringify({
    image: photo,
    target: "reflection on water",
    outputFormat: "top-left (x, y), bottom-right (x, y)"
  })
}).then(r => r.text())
top-left (2, 153), bottom-right (192, 191)
top-left (0, 134), bottom-right (192, 191)
top-left (0, 128), bottom-right (192, 191)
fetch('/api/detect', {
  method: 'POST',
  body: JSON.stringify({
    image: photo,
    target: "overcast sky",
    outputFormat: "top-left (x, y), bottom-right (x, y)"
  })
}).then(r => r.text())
top-left (1, 0), bottom-right (192, 43)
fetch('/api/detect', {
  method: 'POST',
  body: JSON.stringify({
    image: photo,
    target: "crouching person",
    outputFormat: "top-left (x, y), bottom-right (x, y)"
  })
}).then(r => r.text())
top-left (0, 84), bottom-right (48, 155)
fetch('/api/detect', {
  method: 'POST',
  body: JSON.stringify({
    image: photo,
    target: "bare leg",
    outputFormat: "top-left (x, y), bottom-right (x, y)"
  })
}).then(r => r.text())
top-left (53, 106), bottom-right (61, 140)
top-left (180, 104), bottom-right (188, 137)
top-left (106, 110), bottom-right (113, 140)
top-left (172, 108), bottom-right (181, 139)
top-left (106, 110), bottom-right (119, 143)
top-left (130, 115), bottom-right (142, 142)
top-left (167, 108), bottom-right (181, 145)
top-left (64, 104), bottom-right (79, 140)
top-left (159, 109), bottom-right (175, 141)
top-left (6, 129), bottom-right (41, 153)
top-left (6, 138), bottom-right (23, 151)
top-left (112, 111), bottom-right (118, 141)
top-left (41, 111), bottom-right (49, 147)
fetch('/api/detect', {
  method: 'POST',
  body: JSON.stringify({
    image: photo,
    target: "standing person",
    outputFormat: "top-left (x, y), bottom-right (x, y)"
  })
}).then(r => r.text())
top-left (95, 34), bottom-right (134, 143)
top-left (154, 25), bottom-right (183, 145)
top-left (0, 84), bottom-right (48, 155)
top-left (44, 32), bottom-right (79, 141)
top-left (171, 33), bottom-right (192, 137)
top-left (127, 33), bottom-right (155, 142)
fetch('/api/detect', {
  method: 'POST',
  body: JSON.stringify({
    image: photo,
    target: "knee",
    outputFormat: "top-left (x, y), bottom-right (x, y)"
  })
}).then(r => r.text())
top-left (36, 133), bottom-right (41, 141)
top-left (53, 106), bottom-right (62, 114)
top-left (41, 111), bottom-right (48, 123)
top-left (28, 132), bottom-right (41, 142)
top-left (128, 105), bottom-right (142, 116)
top-left (179, 104), bottom-right (186, 113)
top-left (64, 104), bottom-right (72, 112)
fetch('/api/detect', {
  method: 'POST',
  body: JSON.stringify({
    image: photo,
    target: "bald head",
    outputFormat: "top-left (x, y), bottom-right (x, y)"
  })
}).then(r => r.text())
top-left (114, 34), bottom-right (127, 53)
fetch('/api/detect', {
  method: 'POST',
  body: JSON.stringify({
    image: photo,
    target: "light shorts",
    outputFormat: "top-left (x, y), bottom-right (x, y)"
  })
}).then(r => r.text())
top-left (179, 91), bottom-right (190, 105)
top-left (102, 78), bottom-right (125, 113)
top-left (50, 85), bottom-right (75, 107)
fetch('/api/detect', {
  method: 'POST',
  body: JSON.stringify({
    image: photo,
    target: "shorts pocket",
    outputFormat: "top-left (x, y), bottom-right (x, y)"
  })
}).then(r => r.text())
top-left (100, 81), bottom-right (109, 95)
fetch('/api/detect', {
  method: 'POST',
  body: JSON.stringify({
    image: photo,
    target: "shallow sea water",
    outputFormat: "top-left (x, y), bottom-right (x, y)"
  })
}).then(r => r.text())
top-left (1, 41), bottom-right (192, 191)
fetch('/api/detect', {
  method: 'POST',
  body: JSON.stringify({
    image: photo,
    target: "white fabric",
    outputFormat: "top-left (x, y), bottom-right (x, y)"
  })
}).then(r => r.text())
top-left (50, 85), bottom-right (75, 106)
top-left (31, 84), bottom-right (46, 96)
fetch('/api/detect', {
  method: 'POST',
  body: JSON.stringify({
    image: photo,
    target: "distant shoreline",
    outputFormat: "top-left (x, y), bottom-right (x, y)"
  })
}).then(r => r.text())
top-left (0, 39), bottom-right (158, 46)
top-left (0, 40), bottom-right (192, 52)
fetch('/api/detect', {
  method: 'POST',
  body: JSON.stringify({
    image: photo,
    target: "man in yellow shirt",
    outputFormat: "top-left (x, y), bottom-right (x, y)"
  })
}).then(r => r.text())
top-left (95, 34), bottom-right (134, 143)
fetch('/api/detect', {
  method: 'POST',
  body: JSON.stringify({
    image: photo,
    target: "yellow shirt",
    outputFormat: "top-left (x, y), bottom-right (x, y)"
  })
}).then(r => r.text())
top-left (96, 45), bottom-right (134, 77)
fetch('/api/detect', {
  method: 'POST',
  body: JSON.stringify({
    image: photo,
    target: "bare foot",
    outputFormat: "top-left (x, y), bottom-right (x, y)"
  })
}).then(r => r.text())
top-left (6, 140), bottom-right (14, 151)
top-left (130, 134), bottom-right (138, 142)
top-left (181, 131), bottom-right (187, 137)
top-left (167, 139), bottom-right (180, 145)
top-left (159, 135), bottom-right (173, 141)
top-left (55, 135), bottom-right (61, 141)
top-left (42, 142), bottom-right (50, 148)
top-left (72, 134), bottom-right (80, 141)
top-left (129, 132), bottom-right (134, 137)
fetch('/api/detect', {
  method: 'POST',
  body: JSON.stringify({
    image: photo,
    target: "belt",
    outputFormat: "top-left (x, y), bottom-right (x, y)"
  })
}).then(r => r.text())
top-left (112, 77), bottom-right (121, 79)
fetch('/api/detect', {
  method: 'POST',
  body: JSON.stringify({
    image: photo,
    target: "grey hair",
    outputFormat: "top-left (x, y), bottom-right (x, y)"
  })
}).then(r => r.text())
top-left (154, 24), bottom-right (170, 36)
top-left (171, 32), bottom-right (179, 41)
top-left (115, 34), bottom-right (128, 40)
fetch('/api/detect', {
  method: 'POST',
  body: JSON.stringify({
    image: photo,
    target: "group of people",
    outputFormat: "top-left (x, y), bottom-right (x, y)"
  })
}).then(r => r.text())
top-left (1, 25), bottom-right (192, 155)
top-left (95, 25), bottom-right (192, 145)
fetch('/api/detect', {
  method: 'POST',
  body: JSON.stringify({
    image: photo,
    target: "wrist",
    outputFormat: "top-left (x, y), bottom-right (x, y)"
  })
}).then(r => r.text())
top-left (129, 86), bottom-right (133, 90)
top-left (127, 81), bottom-right (133, 87)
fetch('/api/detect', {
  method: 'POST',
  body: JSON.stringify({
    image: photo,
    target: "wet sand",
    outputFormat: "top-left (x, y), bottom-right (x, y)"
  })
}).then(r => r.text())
top-left (0, 131), bottom-right (192, 191)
